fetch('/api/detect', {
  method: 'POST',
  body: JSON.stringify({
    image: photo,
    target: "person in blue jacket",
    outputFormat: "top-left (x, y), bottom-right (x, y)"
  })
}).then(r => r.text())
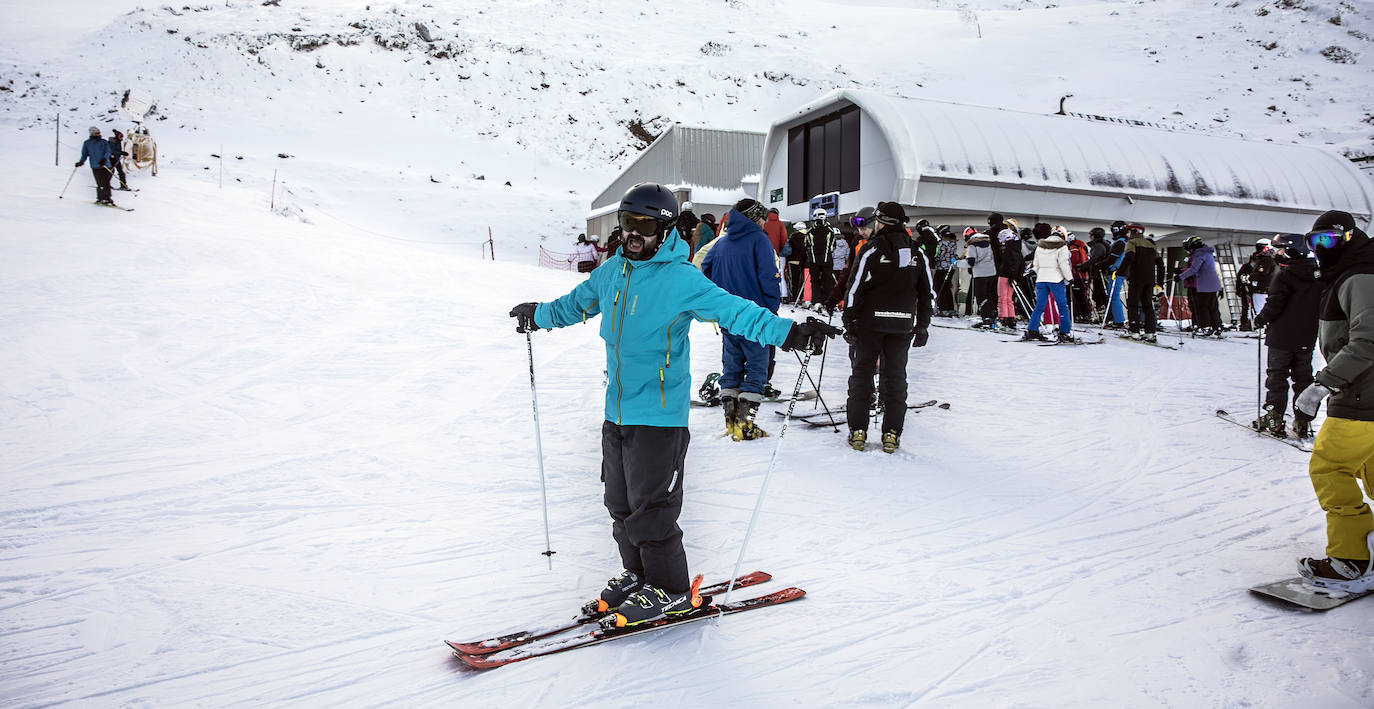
top-left (702, 197), bottom-right (782, 441)
top-left (75, 126), bottom-right (117, 206)
top-left (508, 183), bottom-right (839, 629)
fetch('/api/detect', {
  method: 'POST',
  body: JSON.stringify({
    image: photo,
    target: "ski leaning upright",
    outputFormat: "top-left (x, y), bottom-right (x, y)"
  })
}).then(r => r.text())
top-left (448, 585), bottom-right (805, 670)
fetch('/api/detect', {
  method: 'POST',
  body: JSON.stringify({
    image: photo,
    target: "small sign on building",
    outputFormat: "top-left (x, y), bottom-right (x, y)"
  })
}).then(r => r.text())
top-left (769, 187), bottom-right (784, 204)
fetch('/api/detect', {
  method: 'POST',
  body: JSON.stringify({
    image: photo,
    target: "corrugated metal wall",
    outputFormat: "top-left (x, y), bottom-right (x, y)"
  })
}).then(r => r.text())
top-left (591, 126), bottom-right (764, 210)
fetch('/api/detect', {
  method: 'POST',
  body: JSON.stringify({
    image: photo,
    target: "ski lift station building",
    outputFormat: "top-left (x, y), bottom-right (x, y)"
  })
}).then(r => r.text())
top-left (585, 125), bottom-right (765, 242)
top-left (753, 88), bottom-right (1374, 318)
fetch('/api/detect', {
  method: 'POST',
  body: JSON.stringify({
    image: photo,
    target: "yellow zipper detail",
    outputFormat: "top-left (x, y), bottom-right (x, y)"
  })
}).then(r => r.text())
top-left (659, 368), bottom-right (666, 408)
top-left (613, 265), bottom-right (632, 424)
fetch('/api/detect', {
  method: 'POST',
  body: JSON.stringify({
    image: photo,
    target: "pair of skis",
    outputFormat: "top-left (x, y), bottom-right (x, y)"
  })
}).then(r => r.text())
top-left (1001, 336), bottom-right (1104, 346)
top-left (690, 390), bottom-right (819, 408)
top-left (773, 399), bottom-right (949, 426)
top-left (446, 571), bottom-right (803, 669)
top-left (1115, 334), bottom-right (1179, 350)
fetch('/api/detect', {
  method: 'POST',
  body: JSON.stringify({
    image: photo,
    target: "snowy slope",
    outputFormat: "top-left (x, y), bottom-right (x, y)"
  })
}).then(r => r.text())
top-left (3, 1), bottom-right (1374, 707)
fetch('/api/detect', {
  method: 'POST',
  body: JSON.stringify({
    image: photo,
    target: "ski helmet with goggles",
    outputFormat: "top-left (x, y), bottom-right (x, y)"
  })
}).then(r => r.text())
top-left (1256, 237), bottom-right (1271, 251)
top-left (849, 206), bottom-right (876, 229)
top-left (1183, 235), bottom-right (1204, 251)
top-left (1305, 210), bottom-right (1362, 257)
top-left (1051, 225), bottom-right (1069, 239)
top-left (812, 208), bottom-right (828, 221)
top-left (963, 226), bottom-right (979, 238)
top-left (617, 183), bottom-right (678, 260)
top-left (1004, 217), bottom-right (1019, 232)
top-left (1270, 233), bottom-right (1310, 264)
top-left (936, 224), bottom-right (953, 237)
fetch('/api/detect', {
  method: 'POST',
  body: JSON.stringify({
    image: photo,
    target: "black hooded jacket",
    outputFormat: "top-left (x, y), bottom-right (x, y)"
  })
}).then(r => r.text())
top-left (1314, 226), bottom-right (1374, 421)
top-left (841, 224), bottom-right (933, 334)
top-left (1255, 258), bottom-right (1323, 351)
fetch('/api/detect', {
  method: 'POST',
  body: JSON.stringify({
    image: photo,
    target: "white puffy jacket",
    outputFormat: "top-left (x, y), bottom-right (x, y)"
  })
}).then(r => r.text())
top-left (1032, 235), bottom-right (1074, 283)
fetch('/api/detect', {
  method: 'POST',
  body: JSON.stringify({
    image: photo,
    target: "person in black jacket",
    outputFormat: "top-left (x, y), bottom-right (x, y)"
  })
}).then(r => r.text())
top-left (1116, 224), bottom-right (1162, 341)
top-left (840, 202), bottom-right (933, 454)
top-left (784, 222), bottom-right (809, 305)
top-left (107, 129), bottom-right (131, 191)
top-left (805, 209), bottom-right (839, 312)
top-left (1253, 233), bottom-right (1325, 438)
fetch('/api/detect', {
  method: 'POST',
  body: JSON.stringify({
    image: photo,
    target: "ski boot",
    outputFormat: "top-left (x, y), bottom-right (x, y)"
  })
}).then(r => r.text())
top-left (1297, 532), bottom-right (1374, 593)
top-left (1251, 404), bottom-right (1287, 438)
top-left (1055, 331), bottom-right (1076, 344)
top-left (1019, 330), bottom-right (1048, 342)
top-left (582, 569), bottom-right (645, 616)
top-left (848, 429), bottom-right (866, 451)
top-left (721, 389), bottom-right (740, 439)
top-left (1140, 333), bottom-right (1157, 344)
top-left (735, 395), bottom-right (768, 441)
top-left (610, 575), bottom-right (706, 628)
top-left (881, 431), bottom-right (900, 454)
top-left (762, 384), bottom-right (783, 400)
top-left (971, 317), bottom-right (994, 330)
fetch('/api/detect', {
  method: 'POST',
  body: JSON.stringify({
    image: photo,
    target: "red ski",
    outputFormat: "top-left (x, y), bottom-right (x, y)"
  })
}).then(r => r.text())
top-left (446, 570), bottom-right (772, 656)
top-left (450, 587), bottom-right (805, 670)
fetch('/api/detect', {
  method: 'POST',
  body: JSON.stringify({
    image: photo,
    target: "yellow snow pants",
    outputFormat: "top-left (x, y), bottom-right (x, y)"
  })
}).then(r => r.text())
top-left (1308, 416), bottom-right (1374, 560)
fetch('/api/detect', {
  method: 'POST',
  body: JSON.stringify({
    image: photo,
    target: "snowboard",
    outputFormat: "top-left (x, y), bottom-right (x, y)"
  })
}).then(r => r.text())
top-left (1215, 409), bottom-right (1313, 452)
top-left (1249, 576), bottom-right (1370, 610)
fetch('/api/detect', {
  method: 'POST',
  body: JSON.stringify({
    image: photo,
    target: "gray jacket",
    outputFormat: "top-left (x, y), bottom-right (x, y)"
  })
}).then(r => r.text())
top-left (1314, 239), bottom-right (1374, 421)
top-left (964, 236), bottom-right (997, 278)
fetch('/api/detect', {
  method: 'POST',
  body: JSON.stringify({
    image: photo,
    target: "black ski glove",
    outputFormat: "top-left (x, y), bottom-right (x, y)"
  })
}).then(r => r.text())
top-left (75, 161), bottom-right (83, 167)
top-left (509, 302), bottom-right (539, 333)
top-left (782, 317), bottom-right (843, 354)
top-left (910, 326), bottom-right (929, 348)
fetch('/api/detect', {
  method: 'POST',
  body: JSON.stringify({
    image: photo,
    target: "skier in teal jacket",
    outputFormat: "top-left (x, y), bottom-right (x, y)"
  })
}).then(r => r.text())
top-left (509, 183), bottom-right (839, 628)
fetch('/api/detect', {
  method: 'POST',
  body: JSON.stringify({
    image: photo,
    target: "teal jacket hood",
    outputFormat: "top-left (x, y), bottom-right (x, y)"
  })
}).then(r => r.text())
top-left (533, 227), bottom-right (795, 427)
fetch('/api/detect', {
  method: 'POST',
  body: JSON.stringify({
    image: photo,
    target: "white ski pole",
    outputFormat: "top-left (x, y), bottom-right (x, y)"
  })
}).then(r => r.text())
top-left (58, 165), bottom-right (79, 199)
top-left (723, 349), bottom-right (814, 606)
top-left (524, 330), bottom-right (556, 568)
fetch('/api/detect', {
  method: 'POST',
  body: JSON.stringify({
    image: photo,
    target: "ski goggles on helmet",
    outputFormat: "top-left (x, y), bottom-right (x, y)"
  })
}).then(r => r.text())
top-left (618, 212), bottom-right (664, 237)
top-left (1305, 229), bottom-right (1352, 251)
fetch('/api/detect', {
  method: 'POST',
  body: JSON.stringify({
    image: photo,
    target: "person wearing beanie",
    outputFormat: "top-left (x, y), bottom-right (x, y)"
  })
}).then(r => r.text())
top-left (107, 129), bottom-right (131, 191)
top-left (75, 126), bottom-right (117, 206)
top-left (1291, 210), bottom-right (1374, 593)
top-left (1116, 224), bottom-right (1162, 342)
top-left (839, 202), bottom-right (933, 454)
top-left (701, 198), bottom-right (786, 441)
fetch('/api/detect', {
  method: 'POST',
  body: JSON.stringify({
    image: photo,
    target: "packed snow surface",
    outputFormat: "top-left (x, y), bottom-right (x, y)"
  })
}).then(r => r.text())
top-left (3, 0), bottom-right (1374, 707)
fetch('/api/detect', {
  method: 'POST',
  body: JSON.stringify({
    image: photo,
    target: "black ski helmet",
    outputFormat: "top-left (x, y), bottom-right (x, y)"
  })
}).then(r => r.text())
top-left (618, 182), bottom-right (678, 260)
top-left (1110, 220), bottom-right (1127, 237)
top-left (1270, 233), bottom-right (1310, 263)
top-left (1183, 235), bottom-right (1204, 251)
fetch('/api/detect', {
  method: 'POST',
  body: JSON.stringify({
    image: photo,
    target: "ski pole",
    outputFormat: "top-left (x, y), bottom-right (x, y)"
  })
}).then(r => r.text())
top-left (1099, 275), bottom-right (1120, 330)
top-left (523, 330), bottom-right (556, 568)
top-left (57, 165), bottom-right (79, 199)
top-left (792, 350), bottom-right (839, 431)
top-left (811, 309), bottom-right (835, 410)
top-left (1166, 279), bottom-right (1184, 347)
top-left (1256, 326), bottom-right (1263, 434)
top-left (723, 350), bottom-right (813, 606)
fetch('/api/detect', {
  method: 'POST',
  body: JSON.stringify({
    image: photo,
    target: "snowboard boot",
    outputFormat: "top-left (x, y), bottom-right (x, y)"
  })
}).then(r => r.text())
top-left (1297, 533), bottom-right (1374, 593)
top-left (1020, 330), bottom-right (1048, 342)
top-left (611, 575), bottom-right (705, 628)
top-left (735, 395), bottom-right (768, 441)
top-left (848, 429), bottom-right (866, 451)
top-left (1292, 413), bottom-right (1314, 439)
top-left (1251, 404), bottom-right (1287, 438)
top-left (881, 431), bottom-right (900, 454)
top-left (721, 389), bottom-right (740, 438)
top-left (583, 569), bottom-right (645, 615)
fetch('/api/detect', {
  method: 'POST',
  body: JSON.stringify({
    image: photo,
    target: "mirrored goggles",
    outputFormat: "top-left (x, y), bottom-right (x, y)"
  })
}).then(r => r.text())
top-left (848, 215), bottom-right (869, 229)
top-left (619, 213), bottom-right (663, 237)
top-left (1306, 229), bottom-right (1351, 251)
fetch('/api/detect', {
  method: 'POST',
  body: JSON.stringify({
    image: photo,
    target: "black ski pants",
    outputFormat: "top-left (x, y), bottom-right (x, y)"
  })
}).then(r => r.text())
top-left (90, 165), bottom-right (113, 203)
top-left (601, 421), bottom-right (690, 594)
top-left (809, 265), bottom-right (834, 308)
top-left (786, 262), bottom-right (806, 301)
top-left (934, 269), bottom-right (955, 312)
top-left (1193, 291), bottom-right (1222, 331)
top-left (1125, 280), bottom-right (1158, 334)
top-left (846, 330), bottom-right (913, 435)
top-left (973, 276), bottom-right (998, 321)
top-left (1265, 346), bottom-right (1315, 415)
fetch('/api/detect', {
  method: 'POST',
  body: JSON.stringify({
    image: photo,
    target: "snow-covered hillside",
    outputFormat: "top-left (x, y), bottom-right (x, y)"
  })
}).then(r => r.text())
top-left (3, 0), bottom-right (1372, 257)
top-left (3, 1), bottom-right (1374, 707)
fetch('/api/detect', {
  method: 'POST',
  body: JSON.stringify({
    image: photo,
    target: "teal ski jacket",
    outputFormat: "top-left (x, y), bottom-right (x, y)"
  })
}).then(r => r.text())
top-left (535, 227), bottom-right (795, 427)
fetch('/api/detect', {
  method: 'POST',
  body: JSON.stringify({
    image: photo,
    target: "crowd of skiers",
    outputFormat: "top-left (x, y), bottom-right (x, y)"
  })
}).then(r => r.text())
top-left (75, 125), bottom-right (135, 207)
top-left (514, 185), bottom-right (1374, 624)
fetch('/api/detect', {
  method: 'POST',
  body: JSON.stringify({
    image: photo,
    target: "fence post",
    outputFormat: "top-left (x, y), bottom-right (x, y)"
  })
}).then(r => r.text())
top-left (488, 226), bottom-right (495, 260)
top-left (55, 113), bottom-right (60, 166)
